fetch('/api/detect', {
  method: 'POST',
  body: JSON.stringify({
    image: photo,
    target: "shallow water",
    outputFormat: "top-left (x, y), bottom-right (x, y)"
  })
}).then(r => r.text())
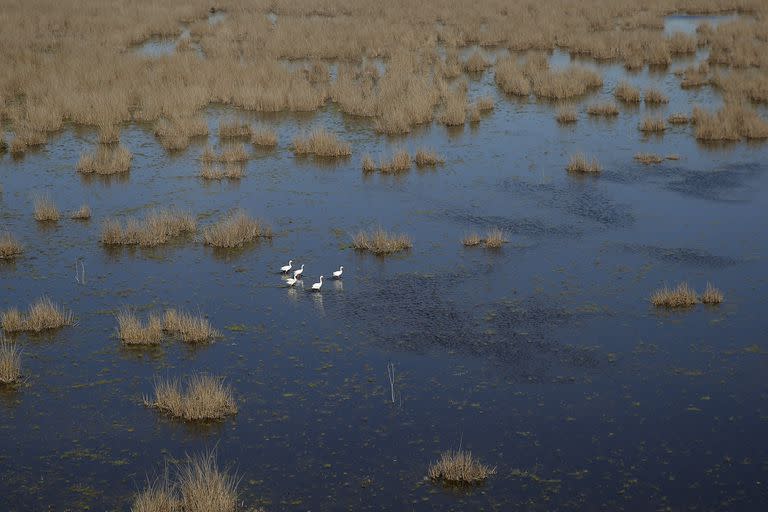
top-left (2, 25), bottom-right (768, 512)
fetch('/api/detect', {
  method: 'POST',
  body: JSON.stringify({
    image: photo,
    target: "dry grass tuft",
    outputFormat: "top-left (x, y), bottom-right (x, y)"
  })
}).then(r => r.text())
top-left (668, 113), bottom-right (690, 124)
top-left (462, 232), bottom-right (482, 247)
top-left (218, 144), bottom-right (249, 163)
top-left (146, 374), bottom-right (237, 421)
top-left (701, 283), bottom-right (724, 305)
top-left (98, 125), bottom-right (120, 144)
top-left (77, 145), bottom-right (132, 175)
top-left (293, 129), bottom-right (351, 157)
top-left (0, 340), bottom-right (22, 385)
top-left (556, 107), bottom-right (577, 124)
top-left (440, 90), bottom-right (467, 126)
top-left (566, 153), bottom-right (601, 174)
top-left (414, 149), bottom-right (444, 168)
top-left (495, 57), bottom-right (531, 96)
top-left (2, 297), bottom-right (74, 333)
top-left (203, 210), bottom-right (272, 248)
top-left (352, 229), bottom-right (412, 255)
top-left (33, 195), bottom-right (60, 222)
top-left (380, 150), bottom-right (412, 174)
top-left (483, 228), bottom-right (506, 249)
top-left (361, 154), bottom-right (376, 173)
top-left (131, 472), bottom-right (177, 512)
top-left (155, 116), bottom-right (209, 151)
top-left (644, 88), bottom-right (669, 104)
top-left (251, 126), bottom-right (277, 147)
top-left (163, 309), bottom-right (219, 343)
top-left (694, 104), bottom-right (768, 141)
top-left (615, 81), bottom-right (640, 103)
top-left (639, 116), bottom-right (667, 133)
top-left (464, 51), bottom-right (490, 72)
top-left (117, 309), bottom-right (163, 346)
top-left (587, 102), bottom-right (619, 117)
top-left (218, 120), bottom-right (252, 139)
top-left (100, 209), bottom-right (196, 247)
top-left (634, 153), bottom-right (664, 164)
top-left (199, 162), bottom-right (244, 181)
top-left (650, 283), bottom-right (698, 308)
top-left (0, 232), bottom-right (23, 260)
top-left (475, 96), bottom-right (495, 112)
top-left (70, 204), bottom-right (91, 220)
top-left (427, 449), bottom-right (496, 485)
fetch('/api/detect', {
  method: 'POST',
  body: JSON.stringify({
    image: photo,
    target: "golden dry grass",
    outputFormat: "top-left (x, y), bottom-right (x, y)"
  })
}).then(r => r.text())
top-left (162, 309), bottom-right (219, 343)
top-left (650, 283), bottom-right (698, 308)
top-left (98, 124), bottom-right (121, 144)
top-left (251, 126), bottom-right (277, 147)
top-left (352, 228), bottom-right (412, 255)
top-left (361, 154), bottom-right (376, 172)
top-left (644, 88), bottom-right (669, 104)
top-left (566, 153), bottom-right (601, 174)
top-left (483, 228), bottom-right (506, 249)
top-left (0, 232), bottom-right (23, 260)
top-left (101, 209), bottom-right (196, 247)
top-left (440, 90), bottom-right (467, 126)
top-left (199, 162), bottom-right (245, 180)
top-left (293, 128), bottom-right (351, 157)
top-left (379, 150), bottom-right (412, 174)
top-left (0, 340), bottom-right (22, 385)
top-left (701, 283), bottom-right (724, 305)
top-left (202, 210), bottom-right (272, 248)
top-left (694, 104), bottom-right (768, 141)
top-left (587, 102), bottom-right (619, 117)
top-left (414, 148), bottom-right (444, 168)
top-left (33, 195), bottom-right (60, 222)
top-left (639, 116), bottom-right (667, 133)
top-left (556, 107), bottom-right (578, 124)
top-left (462, 232), bottom-right (482, 247)
top-left (668, 113), bottom-right (690, 124)
top-left (634, 153), bottom-right (664, 164)
top-left (2, 297), bottom-right (74, 333)
top-left (154, 116), bottom-right (209, 150)
top-left (464, 51), bottom-right (490, 73)
top-left (146, 374), bottom-right (237, 421)
top-left (427, 449), bottom-right (496, 485)
top-left (218, 120), bottom-right (252, 139)
top-left (77, 144), bottom-right (132, 175)
top-left (615, 81), bottom-right (640, 103)
top-left (117, 309), bottom-right (163, 346)
top-left (131, 473), bottom-right (177, 512)
top-left (495, 57), bottom-right (531, 96)
top-left (70, 204), bottom-right (92, 220)
top-left (475, 96), bottom-right (494, 112)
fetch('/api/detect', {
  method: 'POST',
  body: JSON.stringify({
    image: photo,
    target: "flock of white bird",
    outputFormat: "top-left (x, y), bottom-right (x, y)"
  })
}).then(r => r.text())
top-left (279, 260), bottom-right (343, 291)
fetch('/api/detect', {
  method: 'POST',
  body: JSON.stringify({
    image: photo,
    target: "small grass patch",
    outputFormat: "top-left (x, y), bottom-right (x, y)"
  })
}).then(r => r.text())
top-left (202, 210), bottom-right (272, 248)
top-left (117, 309), bottom-right (163, 346)
top-left (1, 297), bottom-right (74, 333)
top-left (668, 113), bottom-right (690, 124)
top-left (33, 195), bottom-right (60, 222)
top-left (556, 107), bottom-right (577, 124)
top-left (352, 228), bottom-right (412, 255)
top-left (484, 228), bottom-right (506, 248)
top-left (146, 374), bottom-right (237, 421)
top-left (587, 102), bottom-right (619, 117)
top-left (427, 449), bottom-right (496, 485)
top-left (462, 232), bottom-right (482, 247)
top-left (634, 153), bottom-right (664, 164)
top-left (566, 153), bottom-right (601, 174)
top-left (0, 340), bottom-right (21, 385)
top-left (639, 116), bottom-right (666, 133)
top-left (701, 283), bottom-right (724, 305)
top-left (0, 232), bottom-right (23, 260)
top-left (615, 81), bottom-right (640, 103)
top-left (464, 51), bottom-right (490, 72)
top-left (650, 283), bottom-right (698, 308)
top-left (218, 120), bottom-right (251, 139)
top-left (163, 309), bottom-right (219, 343)
top-left (70, 205), bottom-right (92, 220)
top-left (101, 209), bottom-right (196, 247)
top-left (251, 126), bottom-right (277, 147)
top-left (77, 144), bottom-right (132, 175)
top-left (644, 88), bottom-right (669, 104)
top-left (414, 148), bottom-right (444, 168)
top-left (380, 150), bottom-right (412, 174)
top-left (199, 162), bottom-right (244, 181)
top-left (293, 129), bottom-right (351, 157)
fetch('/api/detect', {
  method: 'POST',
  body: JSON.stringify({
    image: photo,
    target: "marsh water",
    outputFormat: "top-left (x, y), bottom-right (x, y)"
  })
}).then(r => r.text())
top-left (3, 15), bottom-right (768, 511)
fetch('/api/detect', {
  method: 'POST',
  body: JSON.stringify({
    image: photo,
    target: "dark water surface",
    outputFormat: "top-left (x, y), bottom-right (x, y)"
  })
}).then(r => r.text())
top-left (2, 15), bottom-right (768, 512)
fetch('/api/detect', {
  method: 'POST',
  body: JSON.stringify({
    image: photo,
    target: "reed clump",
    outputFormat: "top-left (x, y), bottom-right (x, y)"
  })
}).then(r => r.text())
top-left (414, 149), bottom-right (444, 168)
top-left (199, 162), bottom-right (244, 181)
top-left (462, 232), bottom-right (482, 247)
top-left (587, 102), bottom-right (619, 117)
top-left (701, 283), bottom-right (724, 305)
top-left (98, 125), bottom-right (120, 144)
top-left (615, 81), bottom-right (640, 103)
top-left (379, 150), bottom-right (412, 174)
top-left (352, 229), bottom-right (412, 255)
top-left (293, 129), bottom-right (351, 157)
top-left (427, 449), bottom-right (496, 485)
top-left (77, 145), bottom-right (132, 175)
top-left (639, 116), bottom-right (667, 133)
top-left (668, 113), bottom-right (690, 124)
top-left (556, 107), bottom-right (577, 124)
top-left (251, 126), bottom-right (277, 147)
top-left (440, 90), bottom-right (467, 126)
top-left (202, 210), bottom-right (272, 248)
top-left (475, 96), bottom-right (495, 112)
top-left (634, 153), bottom-right (664, 164)
top-left (0, 340), bottom-right (22, 385)
top-left (693, 104), bottom-right (768, 141)
top-left (146, 374), bottom-right (237, 421)
top-left (155, 116), bottom-right (209, 151)
top-left (483, 228), bottom-right (506, 249)
top-left (33, 195), bottom-right (60, 222)
top-left (1, 297), bottom-right (74, 333)
top-left (100, 209), bottom-right (196, 247)
top-left (0, 232), bottom-right (23, 260)
top-left (70, 205), bottom-right (91, 220)
top-left (132, 450), bottom-right (243, 512)
top-left (650, 283), bottom-right (698, 308)
top-left (162, 309), bottom-right (219, 343)
top-left (566, 153), bottom-right (601, 174)
top-left (361, 154), bottom-right (376, 173)
top-left (117, 309), bottom-right (163, 346)
top-left (644, 88), bottom-right (669, 104)
top-left (218, 120), bottom-right (252, 139)
top-left (464, 51), bottom-right (490, 73)
top-left (495, 57), bottom-right (531, 96)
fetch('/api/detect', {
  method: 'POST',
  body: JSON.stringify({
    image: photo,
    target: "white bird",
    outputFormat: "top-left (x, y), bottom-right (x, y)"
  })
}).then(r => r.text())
top-left (280, 260), bottom-right (293, 273)
top-left (332, 266), bottom-right (343, 279)
top-left (293, 264), bottom-right (304, 279)
top-left (286, 277), bottom-right (298, 287)
top-left (311, 275), bottom-right (323, 291)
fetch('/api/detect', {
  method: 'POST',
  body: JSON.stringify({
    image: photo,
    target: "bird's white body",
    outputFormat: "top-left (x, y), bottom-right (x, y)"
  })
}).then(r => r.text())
top-left (280, 260), bottom-right (293, 273)
top-left (293, 264), bottom-right (304, 279)
top-left (286, 277), bottom-right (298, 286)
top-left (332, 266), bottom-right (343, 279)
top-left (311, 275), bottom-right (323, 291)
